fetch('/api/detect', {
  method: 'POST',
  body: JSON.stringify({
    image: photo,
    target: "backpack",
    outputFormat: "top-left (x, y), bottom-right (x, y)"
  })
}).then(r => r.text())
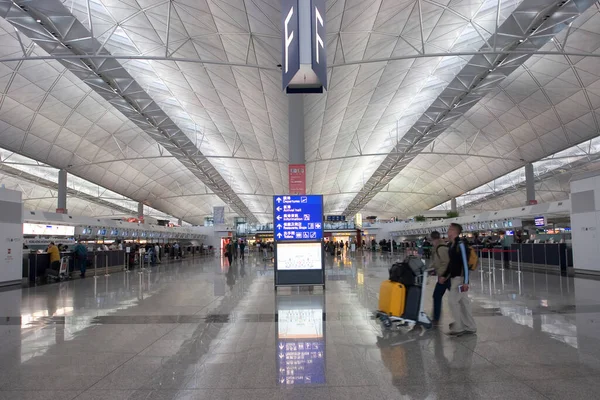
top-left (389, 262), bottom-right (415, 286)
top-left (435, 243), bottom-right (448, 259)
top-left (459, 241), bottom-right (478, 271)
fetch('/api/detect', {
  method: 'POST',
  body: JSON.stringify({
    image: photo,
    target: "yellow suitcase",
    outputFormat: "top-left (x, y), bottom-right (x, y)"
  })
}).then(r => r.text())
top-left (378, 280), bottom-right (406, 317)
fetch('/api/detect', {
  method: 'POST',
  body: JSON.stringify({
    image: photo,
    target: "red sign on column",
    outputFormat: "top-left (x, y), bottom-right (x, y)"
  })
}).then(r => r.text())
top-left (288, 164), bottom-right (306, 195)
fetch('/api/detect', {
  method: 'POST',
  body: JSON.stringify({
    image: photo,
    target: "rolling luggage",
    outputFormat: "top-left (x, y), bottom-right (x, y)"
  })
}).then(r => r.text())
top-left (378, 280), bottom-right (406, 317)
top-left (402, 286), bottom-right (421, 321)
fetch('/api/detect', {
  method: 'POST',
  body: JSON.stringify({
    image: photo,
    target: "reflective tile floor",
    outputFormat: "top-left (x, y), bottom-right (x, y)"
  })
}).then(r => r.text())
top-left (1, 251), bottom-right (599, 399)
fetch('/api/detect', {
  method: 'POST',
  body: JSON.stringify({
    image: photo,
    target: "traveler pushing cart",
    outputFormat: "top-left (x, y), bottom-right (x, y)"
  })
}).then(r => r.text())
top-left (376, 256), bottom-right (432, 330)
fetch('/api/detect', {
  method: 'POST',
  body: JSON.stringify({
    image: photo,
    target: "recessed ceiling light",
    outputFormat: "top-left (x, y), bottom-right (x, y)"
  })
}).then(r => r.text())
top-left (36, 19), bottom-right (41, 23)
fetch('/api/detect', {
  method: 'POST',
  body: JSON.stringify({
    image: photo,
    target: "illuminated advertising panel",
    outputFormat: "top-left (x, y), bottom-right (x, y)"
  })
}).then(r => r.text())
top-left (23, 223), bottom-right (75, 236)
top-left (276, 242), bottom-right (322, 271)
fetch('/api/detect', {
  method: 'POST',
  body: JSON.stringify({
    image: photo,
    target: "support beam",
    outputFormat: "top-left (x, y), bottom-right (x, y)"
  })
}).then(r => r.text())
top-left (57, 169), bottom-right (67, 213)
top-left (450, 198), bottom-right (457, 213)
top-left (138, 202), bottom-right (144, 221)
top-left (341, 0), bottom-right (596, 217)
top-left (525, 163), bottom-right (536, 205)
top-left (288, 95), bottom-right (306, 195)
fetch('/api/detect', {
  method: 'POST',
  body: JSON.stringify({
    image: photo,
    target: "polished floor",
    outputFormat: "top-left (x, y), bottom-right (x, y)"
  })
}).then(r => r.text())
top-left (0, 250), bottom-right (599, 399)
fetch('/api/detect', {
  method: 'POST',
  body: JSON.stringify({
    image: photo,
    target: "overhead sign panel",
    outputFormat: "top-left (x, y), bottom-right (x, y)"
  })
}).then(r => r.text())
top-left (311, 0), bottom-right (327, 90)
top-left (281, 0), bottom-right (327, 93)
top-left (274, 195), bottom-right (323, 241)
top-left (281, 0), bottom-right (300, 90)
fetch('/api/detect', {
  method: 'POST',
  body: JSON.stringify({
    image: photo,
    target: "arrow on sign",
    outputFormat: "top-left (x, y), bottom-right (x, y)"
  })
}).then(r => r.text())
top-left (276, 206), bottom-right (282, 212)
top-left (277, 233), bottom-right (282, 238)
top-left (277, 224), bottom-right (282, 229)
top-left (276, 197), bottom-right (282, 203)
top-left (276, 215), bottom-right (282, 220)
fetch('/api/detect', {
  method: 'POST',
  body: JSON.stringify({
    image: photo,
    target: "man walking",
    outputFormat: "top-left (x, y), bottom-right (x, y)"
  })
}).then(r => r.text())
top-left (239, 240), bottom-right (246, 260)
top-left (430, 231), bottom-right (450, 325)
top-left (441, 223), bottom-right (477, 336)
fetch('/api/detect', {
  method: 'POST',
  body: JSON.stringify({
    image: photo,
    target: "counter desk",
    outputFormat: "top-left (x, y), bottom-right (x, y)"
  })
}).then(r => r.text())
top-left (24, 250), bottom-right (126, 282)
top-left (509, 243), bottom-right (572, 276)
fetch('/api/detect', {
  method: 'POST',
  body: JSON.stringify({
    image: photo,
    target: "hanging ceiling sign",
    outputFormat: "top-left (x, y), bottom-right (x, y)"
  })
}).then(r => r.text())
top-left (281, 0), bottom-right (327, 93)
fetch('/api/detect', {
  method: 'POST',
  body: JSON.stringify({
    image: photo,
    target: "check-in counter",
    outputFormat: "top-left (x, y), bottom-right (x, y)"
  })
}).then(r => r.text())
top-left (510, 243), bottom-right (572, 276)
top-left (25, 250), bottom-right (126, 282)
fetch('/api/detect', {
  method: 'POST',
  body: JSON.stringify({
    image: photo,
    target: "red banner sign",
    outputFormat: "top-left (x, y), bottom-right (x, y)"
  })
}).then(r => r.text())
top-left (288, 164), bottom-right (306, 195)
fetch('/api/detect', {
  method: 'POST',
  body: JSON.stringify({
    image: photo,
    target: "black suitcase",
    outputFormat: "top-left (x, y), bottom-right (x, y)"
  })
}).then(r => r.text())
top-left (389, 262), bottom-right (415, 286)
top-left (402, 286), bottom-right (421, 321)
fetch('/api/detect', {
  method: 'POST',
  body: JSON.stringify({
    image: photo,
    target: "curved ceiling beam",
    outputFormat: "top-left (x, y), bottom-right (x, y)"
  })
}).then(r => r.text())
top-left (3, 50), bottom-right (600, 66)
top-left (0, 0), bottom-right (258, 222)
top-left (342, 0), bottom-right (596, 218)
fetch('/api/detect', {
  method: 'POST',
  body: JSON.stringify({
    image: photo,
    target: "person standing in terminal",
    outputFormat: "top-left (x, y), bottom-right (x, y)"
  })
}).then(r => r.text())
top-left (154, 243), bottom-right (161, 264)
top-left (47, 242), bottom-right (61, 273)
top-left (233, 239), bottom-right (239, 260)
top-left (239, 239), bottom-right (246, 261)
top-left (442, 223), bottom-right (477, 336)
top-left (225, 240), bottom-right (233, 266)
top-left (430, 231), bottom-right (450, 325)
top-left (74, 240), bottom-right (88, 278)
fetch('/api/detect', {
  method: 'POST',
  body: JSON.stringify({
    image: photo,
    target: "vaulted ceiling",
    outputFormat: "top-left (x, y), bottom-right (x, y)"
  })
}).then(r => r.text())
top-left (0, 0), bottom-right (599, 223)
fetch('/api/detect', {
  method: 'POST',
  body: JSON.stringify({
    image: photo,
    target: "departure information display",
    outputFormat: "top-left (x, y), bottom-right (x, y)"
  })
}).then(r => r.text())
top-left (274, 195), bottom-right (323, 241)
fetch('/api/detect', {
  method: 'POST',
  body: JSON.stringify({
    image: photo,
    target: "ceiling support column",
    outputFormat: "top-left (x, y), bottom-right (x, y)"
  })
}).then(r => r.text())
top-left (288, 95), bottom-right (306, 195)
top-left (57, 169), bottom-right (67, 214)
top-left (525, 163), bottom-right (536, 205)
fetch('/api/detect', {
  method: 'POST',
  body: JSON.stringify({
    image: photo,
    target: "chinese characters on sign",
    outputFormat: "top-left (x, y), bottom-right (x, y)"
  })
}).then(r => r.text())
top-left (274, 195), bottom-right (323, 241)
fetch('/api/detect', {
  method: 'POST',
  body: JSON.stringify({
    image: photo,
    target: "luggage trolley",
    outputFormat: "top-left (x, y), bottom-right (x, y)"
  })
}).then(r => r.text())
top-left (375, 257), bottom-right (433, 330)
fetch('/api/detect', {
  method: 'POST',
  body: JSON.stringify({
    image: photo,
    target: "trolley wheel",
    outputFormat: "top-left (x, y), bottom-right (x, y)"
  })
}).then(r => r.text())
top-left (380, 315), bottom-right (392, 330)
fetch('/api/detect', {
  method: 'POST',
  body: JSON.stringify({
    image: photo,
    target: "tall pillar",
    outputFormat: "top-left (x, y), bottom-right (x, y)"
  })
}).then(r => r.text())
top-left (138, 202), bottom-right (144, 221)
top-left (288, 95), bottom-right (306, 194)
top-left (178, 218), bottom-right (182, 226)
top-left (450, 198), bottom-right (457, 212)
top-left (525, 163), bottom-right (536, 205)
top-left (57, 169), bottom-right (67, 213)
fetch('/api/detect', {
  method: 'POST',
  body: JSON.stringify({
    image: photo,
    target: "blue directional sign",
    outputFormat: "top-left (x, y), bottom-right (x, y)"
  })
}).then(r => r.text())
top-left (274, 195), bottom-right (323, 241)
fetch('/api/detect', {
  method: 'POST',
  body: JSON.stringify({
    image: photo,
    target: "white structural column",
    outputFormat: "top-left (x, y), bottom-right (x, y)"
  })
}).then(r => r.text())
top-left (138, 202), bottom-right (144, 221)
top-left (450, 198), bottom-right (457, 212)
top-left (570, 170), bottom-right (600, 273)
top-left (57, 169), bottom-right (67, 213)
top-left (525, 163), bottom-right (535, 205)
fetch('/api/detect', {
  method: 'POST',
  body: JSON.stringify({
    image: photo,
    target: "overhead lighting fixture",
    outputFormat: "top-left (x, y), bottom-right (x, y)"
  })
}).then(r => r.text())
top-left (518, 39), bottom-right (524, 43)
top-left (36, 19), bottom-right (41, 23)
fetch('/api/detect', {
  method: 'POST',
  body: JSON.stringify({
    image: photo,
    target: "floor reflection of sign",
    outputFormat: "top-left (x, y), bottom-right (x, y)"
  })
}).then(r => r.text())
top-left (277, 307), bottom-right (325, 386)
top-left (277, 339), bottom-right (325, 386)
top-left (278, 309), bottom-right (323, 339)
top-left (276, 243), bottom-right (322, 270)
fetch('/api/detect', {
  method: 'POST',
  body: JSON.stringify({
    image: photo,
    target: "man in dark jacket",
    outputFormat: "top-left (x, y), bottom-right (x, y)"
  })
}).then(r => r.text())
top-left (442, 223), bottom-right (476, 336)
